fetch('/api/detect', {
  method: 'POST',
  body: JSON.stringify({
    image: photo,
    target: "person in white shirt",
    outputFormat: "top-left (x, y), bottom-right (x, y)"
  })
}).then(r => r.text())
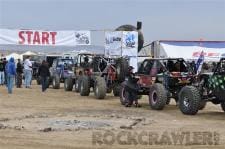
top-left (24, 56), bottom-right (32, 88)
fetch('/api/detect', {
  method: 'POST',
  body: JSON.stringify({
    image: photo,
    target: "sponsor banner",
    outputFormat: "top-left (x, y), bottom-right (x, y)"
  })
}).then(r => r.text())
top-left (105, 31), bottom-right (138, 71)
top-left (0, 29), bottom-right (91, 46)
top-left (160, 41), bottom-right (225, 61)
top-left (105, 31), bottom-right (138, 57)
top-left (74, 31), bottom-right (91, 45)
top-left (105, 31), bottom-right (122, 56)
top-left (122, 31), bottom-right (138, 57)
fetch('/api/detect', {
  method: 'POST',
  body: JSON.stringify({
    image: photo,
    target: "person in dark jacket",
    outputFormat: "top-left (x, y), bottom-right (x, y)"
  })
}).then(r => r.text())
top-left (16, 59), bottom-right (23, 88)
top-left (6, 57), bottom-right (16, 94)
top-left (3, 58), bottom-right (7, 85)
top-left (124, 66), bottom-right (141, 107)
top-left (0, 59), bottom-right (4, 85)
top-left (38, 60), bottom-right (50, 92)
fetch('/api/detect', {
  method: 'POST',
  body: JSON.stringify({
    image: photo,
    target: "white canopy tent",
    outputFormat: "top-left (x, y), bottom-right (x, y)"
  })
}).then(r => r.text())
top-left (5, 52), bottom-right (22, 61)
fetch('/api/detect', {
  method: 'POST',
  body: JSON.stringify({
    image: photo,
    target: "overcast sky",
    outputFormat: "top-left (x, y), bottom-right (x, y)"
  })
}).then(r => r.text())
top-left (0, 0), bottom-right (225, 46)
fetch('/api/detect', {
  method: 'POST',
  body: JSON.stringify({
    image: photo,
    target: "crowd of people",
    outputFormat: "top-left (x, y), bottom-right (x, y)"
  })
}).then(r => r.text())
top-left (0, 56), bottom-right (50, 94)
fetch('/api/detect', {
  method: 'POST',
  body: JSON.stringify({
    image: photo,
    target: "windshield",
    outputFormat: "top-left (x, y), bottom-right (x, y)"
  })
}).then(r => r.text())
top-left (58, 59), bottom-right (74, 65)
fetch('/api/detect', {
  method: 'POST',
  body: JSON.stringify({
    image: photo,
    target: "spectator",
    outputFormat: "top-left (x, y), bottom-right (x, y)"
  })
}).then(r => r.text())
top-left (16, 59), bottom-right (23, 88)
top-left (0, 59), bottom-right (4, 85)
top-left (38, 60), bottom-right (50, 92)
top-left (24, 56), bottom-right (32, 88)
top-left (3, 58), bottom-right (7, 84)
top-left (6, 57), bottom-right (16, 94)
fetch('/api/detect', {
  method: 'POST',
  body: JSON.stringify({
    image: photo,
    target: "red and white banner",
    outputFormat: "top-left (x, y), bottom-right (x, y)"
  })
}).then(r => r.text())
top-left (0, 29), bottom-right (91, 46)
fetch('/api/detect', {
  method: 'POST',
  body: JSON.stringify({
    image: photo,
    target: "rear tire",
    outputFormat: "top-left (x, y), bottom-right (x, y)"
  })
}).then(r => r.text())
top-left (94, 77), bottom-right (106, 99)
top-left (178, 86), bottom-right (201, 115)
top-left (52, 75), bottom-right (60, 89)
top-left (149, 83), bottom-right (167, 110)
top-left (80, 76), bottom-right (90, 96)
top-left (75, 76), bottom-right (82, 93)
top-left (115, 58), bottom-right (129, 82)
top-left (64, 77), bottom-right (73, 91)
top-left (221, 102), bottom-right (225, 112)
top-left (113, 84), bottom-right (121, 96)
top-left (36, 76), bottom-right (41, 85)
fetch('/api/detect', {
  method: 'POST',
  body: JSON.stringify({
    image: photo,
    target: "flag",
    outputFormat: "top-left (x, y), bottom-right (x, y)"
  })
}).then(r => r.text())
top-left (196, 51), bottom-right (205, 75)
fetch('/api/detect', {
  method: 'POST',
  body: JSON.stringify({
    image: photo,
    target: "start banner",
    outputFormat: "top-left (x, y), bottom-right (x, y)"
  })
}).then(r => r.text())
top-left (0, 29), bottom-right (91, 46)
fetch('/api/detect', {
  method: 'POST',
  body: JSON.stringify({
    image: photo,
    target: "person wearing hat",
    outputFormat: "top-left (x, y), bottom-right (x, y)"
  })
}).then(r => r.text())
top-left (124, 66), bottom-right (141, 107)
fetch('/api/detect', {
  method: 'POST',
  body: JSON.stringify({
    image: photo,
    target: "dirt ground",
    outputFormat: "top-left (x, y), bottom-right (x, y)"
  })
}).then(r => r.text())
top-left (0, 82), bottom-right (224, 149)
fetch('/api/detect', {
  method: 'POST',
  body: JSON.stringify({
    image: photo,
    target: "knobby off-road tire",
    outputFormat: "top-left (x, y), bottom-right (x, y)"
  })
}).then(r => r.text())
top-left (75, 76), bottom-right (82, 93)
top-left (221, 102), bottom-right (225, 112)
top-left (178, 86), bottom-right (201, 115)
top-left (94, 77), bottom-right (107, 99)
top-left (115, 58), bottom-right (129, 82)
top-left (36, 76), bottom-right (41, 85)
top-left (64, 77), bottom-right (73, 91)
top-left (199, 100), bottom-right (207, 110)
top-left (120, 82), bottom-right (127, 105)
top-left (113, 84), bottom-right (121, 96)
top-left (149, 83), bottom-right (167, 110)
top-left (80, 76), bottom-right (90, 96)
top-left (52, 75), bottom-right (60, 89)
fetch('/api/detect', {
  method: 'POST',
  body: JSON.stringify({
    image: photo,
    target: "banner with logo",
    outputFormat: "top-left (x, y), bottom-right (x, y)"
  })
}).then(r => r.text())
top-left (0, 29), bottom-right (91, 46)
top-left (104, 31), bottom-right (122, 56)
top-left (158, 41), bottom-right (225, 61)
top-left (105, 31), bottom-right (138, 71)
top-left (74, 31), bottom-right (91, 45)
top-left (105, 31), bottom-right (138, 56)
top-left (122, 31), bottom-right (138, 57)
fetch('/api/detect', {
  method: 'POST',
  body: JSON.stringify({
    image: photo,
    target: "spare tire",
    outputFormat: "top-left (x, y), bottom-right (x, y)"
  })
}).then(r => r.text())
top-left (115, 58), bottom-right (129, 82)
top-left (64, 77), bottom-right (73, 91)
top-left (94, 77), bottom-right (106, 99)
top-left (116, 24), bottom-right (144, 52)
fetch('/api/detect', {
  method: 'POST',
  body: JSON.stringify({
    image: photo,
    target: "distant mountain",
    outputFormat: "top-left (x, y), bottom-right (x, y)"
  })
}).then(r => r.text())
top-left (0, 44), bottom-right (105, 55)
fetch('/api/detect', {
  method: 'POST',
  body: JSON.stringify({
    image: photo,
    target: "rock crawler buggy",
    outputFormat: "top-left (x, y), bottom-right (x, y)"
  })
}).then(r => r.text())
top-left (193, 58), bottom-right (225, 113)
top-left (120, 58), bottom-right (201, 115)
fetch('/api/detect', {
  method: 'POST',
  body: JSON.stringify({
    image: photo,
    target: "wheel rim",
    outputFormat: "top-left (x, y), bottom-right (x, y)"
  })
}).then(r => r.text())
top-left (151, 91), bottom-right (157, 104)
top-left (183, 96), bottom-right (190, 107)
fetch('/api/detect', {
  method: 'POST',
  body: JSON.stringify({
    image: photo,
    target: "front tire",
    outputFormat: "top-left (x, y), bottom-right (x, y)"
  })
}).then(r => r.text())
top-left (64, 77), bottom-right (73, 91)
top-left (80, 76), bottom-right (90, 96)
top-left (178, 86), bottom-right (201, 115)
top-left (75, 76), bottom-right (82, 93)
top-left (149, 83), bottom-right (167, 110)
top-left (52, 75), bottom-right (60, 89)
top-left (120, 82), bottom-right (127, 105)
top-left (94, 77), bottom-right (106, 99)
